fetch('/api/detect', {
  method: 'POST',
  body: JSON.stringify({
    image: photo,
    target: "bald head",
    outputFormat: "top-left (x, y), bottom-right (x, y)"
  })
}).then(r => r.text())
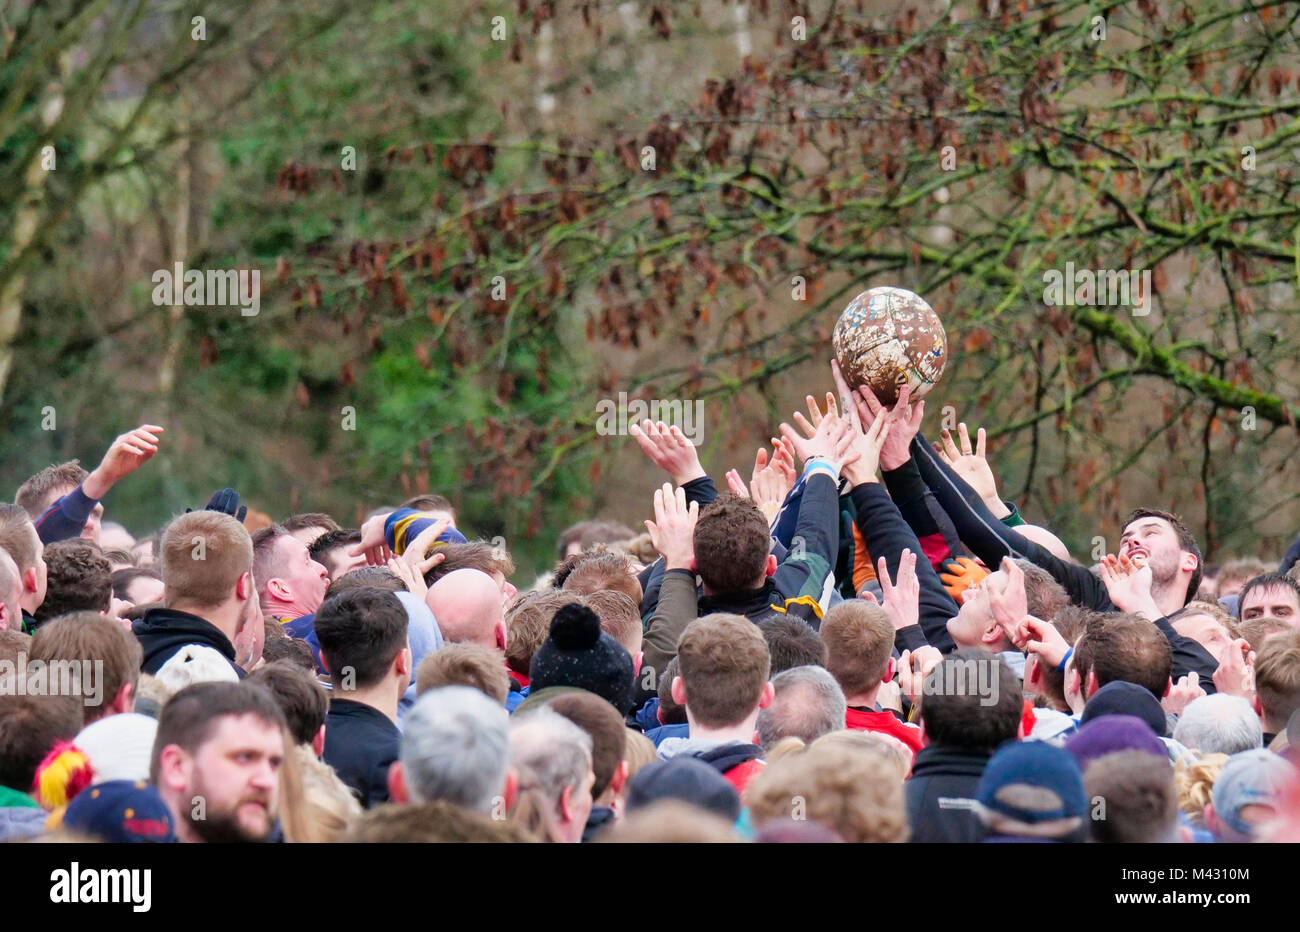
top-left (1018, 524), bottom-right (1071, 563)
top-left (425, 569), bottom-right (506, 651)
top-left (0, 548), bottom-right (23, 632)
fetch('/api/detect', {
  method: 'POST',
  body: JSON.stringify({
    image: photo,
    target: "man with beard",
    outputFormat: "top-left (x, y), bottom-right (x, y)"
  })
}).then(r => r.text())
top-left (150, 681), bottom-right (287, 843)
top-left (134, 511), bottom-right (263, 678)
top-left (899, 419), bottom-right (1218, 688)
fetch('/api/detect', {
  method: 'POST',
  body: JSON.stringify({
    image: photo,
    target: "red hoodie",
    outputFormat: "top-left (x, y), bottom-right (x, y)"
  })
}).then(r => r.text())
top-left (844, 706), bottom-right (925, 758)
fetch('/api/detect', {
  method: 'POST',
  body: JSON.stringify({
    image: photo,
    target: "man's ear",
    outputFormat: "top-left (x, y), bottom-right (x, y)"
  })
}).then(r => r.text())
top-left (22, 565), bottom-right (38, 596)
top-left (312, 725), bottom-right (326, 758)
top-left (158, 745), bottom-right (190, 793)
top-left (236, 571), bottom-right (254, 602)
top-left (765, 553), bottom-right (778, 578)
top-left (1066, 665), bottom-right (1080, 696)
top-left (559, 783), bottom-right (574, 822)
top-left (1162, 677), bottom-right (1172, 699)
top-left (632, 651), bottom-right (643, 678)
top-left (608, 760), bottom-right (629, 799)
top-left (757, 680), bottom-right (776, 711)
top-left (496, 620), bottom-right (507, 652)
top-left (882, 657), bottom-right (895, 684)
top-left (111, 682), bottom-right (135, 716)
top-left (1252, 694), bottom-right (1263, 719)
top-left (266, 578), bottom-right (290, 602)
top-left (388, 761), bottom-right (409, 805)
top-left (395, 646), bottom-right (412, 678)
top-left (1086, 670), bottom-right (1099, 698)
top-left (670, 675), bottom-right (686, 706)
top-left (0, 603), bottom-right (9, 632)
top-left (1181, 550), bottom-right (1199, 575)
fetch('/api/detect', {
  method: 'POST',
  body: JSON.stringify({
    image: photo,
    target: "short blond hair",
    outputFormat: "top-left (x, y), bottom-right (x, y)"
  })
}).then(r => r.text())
top-left (161, 511), bottom-right (253, 608)
top-left (505, 590), bottom-right (572, 676)
top-left (677, 613), bottom-right (770, 728)
top-left (1254, 628), bottom-right (1300, 727)
top-left (416, 643), bottom-right (511, 704)
top-left (821, 599), bottom-right (894, 696)
top-left (583, 590), bottom-right (643, 655)
top-left (745, 741), bottom-right (910, 843)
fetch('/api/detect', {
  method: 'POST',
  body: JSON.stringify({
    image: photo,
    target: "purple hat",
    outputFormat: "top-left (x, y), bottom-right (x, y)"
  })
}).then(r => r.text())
top-left (1065, 714), bottom-right (1166, 770)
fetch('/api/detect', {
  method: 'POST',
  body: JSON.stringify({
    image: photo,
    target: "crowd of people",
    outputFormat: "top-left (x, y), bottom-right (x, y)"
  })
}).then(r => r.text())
top-left (2, 360), bottom-right (1299, 844)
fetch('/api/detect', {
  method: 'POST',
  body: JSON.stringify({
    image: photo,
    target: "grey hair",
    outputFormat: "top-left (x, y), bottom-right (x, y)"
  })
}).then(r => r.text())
top-left (756, 664), bottom-right (847, 751)
top-left (400, 685), bottom-right (510, 813)
top-left (508, 706), bottom-right (593, 809)
top-left (1172, 693), bottom-right (1263, 756)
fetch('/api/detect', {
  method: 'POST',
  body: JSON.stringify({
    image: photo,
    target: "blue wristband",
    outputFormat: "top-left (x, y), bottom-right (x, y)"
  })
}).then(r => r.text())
top-left (1055, 646), bottom-right (1074, 673)
top-left (803, 457), bottom-right (839, 482)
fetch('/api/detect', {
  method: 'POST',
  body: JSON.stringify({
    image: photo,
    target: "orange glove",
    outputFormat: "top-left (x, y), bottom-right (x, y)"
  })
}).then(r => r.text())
top-left (939, 556), bottom-right (989, 604)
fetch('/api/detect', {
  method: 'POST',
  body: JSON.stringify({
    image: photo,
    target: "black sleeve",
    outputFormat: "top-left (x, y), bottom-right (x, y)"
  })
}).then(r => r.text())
top-left (1153, 615), bottom-right (1219, 694)
top-left (847, 482), bottom-right (958, 653)
top-left (909, 434), bottom-right (1116, 613)
top-left (681, 475), bottom-right (717, 509)
top-left (881, 460), bottom-right (942, 540)
top-left (894, 624), bottom-right (930, 654)
top-left (1280, 533), bottom-right (1300, 575)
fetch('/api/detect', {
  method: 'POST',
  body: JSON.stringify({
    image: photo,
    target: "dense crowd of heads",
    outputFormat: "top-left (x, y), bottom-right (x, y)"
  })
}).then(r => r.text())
top-left (3, 386), bottom-right (1300, 844)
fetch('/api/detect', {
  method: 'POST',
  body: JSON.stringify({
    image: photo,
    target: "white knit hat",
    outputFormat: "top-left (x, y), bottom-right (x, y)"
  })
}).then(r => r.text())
top-left (155, 644), bottom-right (240, 695)
top-left (74, 712), bottom-right (158, 784)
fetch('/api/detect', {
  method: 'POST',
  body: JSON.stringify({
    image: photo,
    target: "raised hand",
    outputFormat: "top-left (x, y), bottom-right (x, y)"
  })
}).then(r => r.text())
top-left (877, 549), bottom-right (920, 632)
top-left (898, 645), bottom-right (944, 706)
top-left (1162, 672), bottom-right (1206, 717)
top-left (725, 442), bottom-right (796, 521)
top-left (938, 423), bottom-right (1009, 518)
top-left (82, 424), bottom-right (165, 500)
top-left (1099, 553), bottom-right (1159, 619)
top-left (629, 420), bottom-right (706, 485)
top-left (388, 517), bottom-right (452, 599)
top-left (1212, 638), bottom-right (1255, 700)
top-left (644, 483), bottom-right (699, 571)
top-left (839, 397), bottom-right (891, 487)
top-left (1015, 615), bottom-right (1070, 669)
top-left (779, 409), bottom-right (860, 474)
top-left (939, 556), bottom-right (989, 604)
top-left (834, 359), bottom-right (925, 473)
top-left (200, 487), bottom-right (247, 523)
top-left (984, 556), bottom-right (1029, 645)
top-left (351, 512), bottom-right (394, 567)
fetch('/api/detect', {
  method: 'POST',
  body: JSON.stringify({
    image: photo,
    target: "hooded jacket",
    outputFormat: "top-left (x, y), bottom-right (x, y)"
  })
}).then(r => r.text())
top-left (658, 737), bottom-right (765, 794)
top-left (904, 744), bottom-right (992, 843)
top-left (133, 607), bottom-right (245, 679)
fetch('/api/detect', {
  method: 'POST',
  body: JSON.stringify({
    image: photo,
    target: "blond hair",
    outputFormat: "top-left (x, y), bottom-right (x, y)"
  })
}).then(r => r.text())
top-left (161, 511), bottom-right (253, 608)
top-left (745, 741), bottom-right (910, 843)
top-left (622, 728), bottom-right (657, 778)
top-left (278, 743), bottom-right (361, 843)
top-left (1174, 752), bottom-right (1229, 827)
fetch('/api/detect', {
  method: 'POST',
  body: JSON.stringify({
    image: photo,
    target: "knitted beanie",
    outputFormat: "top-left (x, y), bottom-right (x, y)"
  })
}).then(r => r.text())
top-left (528, 603), bottom-right (634, 715)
